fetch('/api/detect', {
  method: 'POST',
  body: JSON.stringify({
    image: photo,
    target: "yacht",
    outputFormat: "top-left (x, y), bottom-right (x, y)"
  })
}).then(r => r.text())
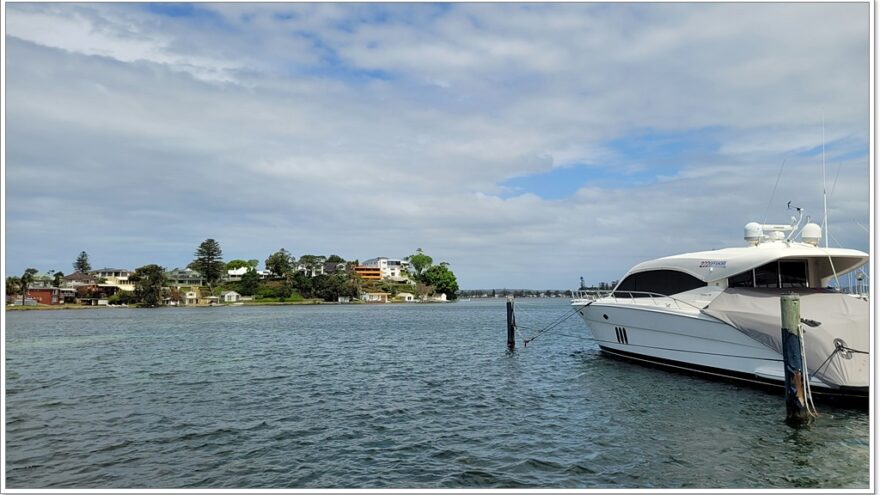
top-left (574, 215), bottom-right (869, 399)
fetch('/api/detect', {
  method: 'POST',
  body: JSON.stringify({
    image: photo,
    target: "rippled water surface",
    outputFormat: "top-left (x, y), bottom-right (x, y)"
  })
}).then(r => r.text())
top-left (6, 300), bottom-right (870, 488)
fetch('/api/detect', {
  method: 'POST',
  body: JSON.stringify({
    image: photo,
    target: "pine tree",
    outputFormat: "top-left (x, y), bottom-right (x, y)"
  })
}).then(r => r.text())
top-left (192, 239), bottom-right (224, 294)
top-left (73, 251), bottom-right (91, 273)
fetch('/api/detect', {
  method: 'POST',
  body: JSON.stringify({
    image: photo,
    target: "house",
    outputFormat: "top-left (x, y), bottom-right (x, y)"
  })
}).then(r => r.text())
top-left (28, 272), bottom-right (56, 288)
top-left (225, 267), bottom-right (249, 282)
top-left (424, 293), bottom-right (448, 302)
top-left (361, 292), bottom-right (390, 303)
top-left (184, 290), bottom-right (199, 306)
top-left (354, 266), bottom-right (382, 280)
top-left (360, 257), bottom-right (411, 280)
top-left (76, 284), bottom-right (117, 305)
top-left (26, 287), bottom-right (64, 305)
top-left (89, 268), bottom-right (135, 291)
top-left (63, 272), bottom-right (97, 287)
top-left (394, 292), bottom-right (415, 302)
top-left (323, 262), bottom-right (347, 275)
top-left (220, 290), bottom-right (241, 303)
top-left (166, 268), bottom-right (206, 287)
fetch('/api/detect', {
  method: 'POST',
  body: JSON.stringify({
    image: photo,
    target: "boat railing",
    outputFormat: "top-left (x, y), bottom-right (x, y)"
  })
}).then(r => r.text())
top-left (598, 290), bottom-right (706, 312)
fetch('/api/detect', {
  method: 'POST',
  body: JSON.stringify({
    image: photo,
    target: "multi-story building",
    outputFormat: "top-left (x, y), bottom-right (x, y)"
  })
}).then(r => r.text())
top-left (360, 257), bottom-right (411, 280)
top-left (89, 268), bottom-right (135, 291)
top-left (354, 266), bottom-right (382, 280)
top-left (165, 268), bottom-right (205, 287)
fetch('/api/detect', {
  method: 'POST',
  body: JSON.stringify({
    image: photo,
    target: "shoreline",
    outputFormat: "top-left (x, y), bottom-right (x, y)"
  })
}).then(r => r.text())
top-left (5, 299), bottom-right (454, 311)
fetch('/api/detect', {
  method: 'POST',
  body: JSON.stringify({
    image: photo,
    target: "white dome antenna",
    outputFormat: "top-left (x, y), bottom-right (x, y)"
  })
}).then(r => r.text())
top-left (744, 222), bottom-right (762, 246)
top-left (801, 223), bottom-right (822, 246)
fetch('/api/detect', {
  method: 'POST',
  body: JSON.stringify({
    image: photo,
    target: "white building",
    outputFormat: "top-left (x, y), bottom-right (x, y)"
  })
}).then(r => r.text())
top-left (90, 268), bottom-right (135, 292)
top-left (395, 292), bottom-right (415, 302)
top-left (220, 291), bottom-right (241, 303)
top-left (184, 291), bottom-right (198, 305)
top-left (226, 267), bottom-right (249, 281)
top-left (361, 257), bottom-right (411, 280)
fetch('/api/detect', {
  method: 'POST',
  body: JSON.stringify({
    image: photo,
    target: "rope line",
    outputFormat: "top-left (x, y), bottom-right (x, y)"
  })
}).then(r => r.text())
top-left (514, 301), bottom-right (592, 347)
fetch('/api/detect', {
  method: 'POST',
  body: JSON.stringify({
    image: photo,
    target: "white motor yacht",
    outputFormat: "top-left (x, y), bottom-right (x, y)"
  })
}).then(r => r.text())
top-left (574, 216), bottom-right (869, 399)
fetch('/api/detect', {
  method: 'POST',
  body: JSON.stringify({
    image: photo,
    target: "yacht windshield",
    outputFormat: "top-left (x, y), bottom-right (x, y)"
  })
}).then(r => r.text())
top-left (727, 260), bottom-right (809, 288)
top-left (614, 269), bottom-right (706, 297)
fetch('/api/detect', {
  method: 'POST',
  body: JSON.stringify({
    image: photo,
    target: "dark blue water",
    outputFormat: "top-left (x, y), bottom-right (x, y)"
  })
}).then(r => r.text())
top-left (5, 300), bottom-right (870, 488)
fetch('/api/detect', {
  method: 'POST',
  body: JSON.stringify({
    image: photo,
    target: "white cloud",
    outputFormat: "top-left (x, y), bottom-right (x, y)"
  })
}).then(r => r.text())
top-left (3, 3), bottom-right (870, 288)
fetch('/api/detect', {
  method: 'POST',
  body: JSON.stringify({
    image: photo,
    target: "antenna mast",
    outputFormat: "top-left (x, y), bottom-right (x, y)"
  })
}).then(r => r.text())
top-left (822, 117), bottom-right (828, 248)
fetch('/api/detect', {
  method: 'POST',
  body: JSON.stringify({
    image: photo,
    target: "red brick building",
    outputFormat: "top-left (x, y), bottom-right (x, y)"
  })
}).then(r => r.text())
top-left (26, 287), bottom-right (63, 305)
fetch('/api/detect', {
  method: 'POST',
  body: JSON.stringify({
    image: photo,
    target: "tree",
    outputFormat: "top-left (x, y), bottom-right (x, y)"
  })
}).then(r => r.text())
top-left (407, 248), bottom-right (433, 280)
top-left (226, 259), bottom-right (251, 270)
top-left (73, 251), bottom-right (91, 273)
top-left (130, 264), bottom-right (167, 307)
top-left (422, 263), bottom-right (460, 298)
top-left (52, 271), bottom-right (65, 288)
top-left (6, 276), bottom-right (21, 298)
top-left (192, 239), bottom-right (225, 293)
top-left (298, 254), bottom-right (326, 277)
top-left (326, 254), bottom-right (345, 263)
top-left (20, 268), bottom-right (38, 305)
top-left (239, 268), bottom-right (261, 296)
top-left (265, 249), bottom-right (294, 279)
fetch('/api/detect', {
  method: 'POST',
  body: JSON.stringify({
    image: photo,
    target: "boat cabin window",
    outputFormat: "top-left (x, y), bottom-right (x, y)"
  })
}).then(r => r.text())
top-left (726, 260), bottom-right (809, 288)
top-left (614, 269), bottom-right (706, 297)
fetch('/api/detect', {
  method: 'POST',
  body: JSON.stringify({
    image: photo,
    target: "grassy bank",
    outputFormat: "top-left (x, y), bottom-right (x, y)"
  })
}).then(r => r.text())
top-left (6, 304), bottom-right (107, 311)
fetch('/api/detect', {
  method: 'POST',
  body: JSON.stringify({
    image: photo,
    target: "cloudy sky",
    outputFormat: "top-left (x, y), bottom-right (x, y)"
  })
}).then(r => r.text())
top-left (3, 3), bottom-right (871, 289)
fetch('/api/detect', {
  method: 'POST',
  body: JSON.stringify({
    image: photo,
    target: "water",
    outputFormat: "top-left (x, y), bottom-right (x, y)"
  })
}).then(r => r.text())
top-left (5, 300), bottom-right (870, 488)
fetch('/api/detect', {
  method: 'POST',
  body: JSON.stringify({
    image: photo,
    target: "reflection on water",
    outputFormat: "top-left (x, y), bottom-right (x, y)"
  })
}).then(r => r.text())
top-left (5, 300), bottom-right (869, 488)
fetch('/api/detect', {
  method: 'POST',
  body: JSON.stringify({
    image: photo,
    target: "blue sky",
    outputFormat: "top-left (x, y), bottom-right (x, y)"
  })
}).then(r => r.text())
top-left (3, 3), bottom-right (871, 288)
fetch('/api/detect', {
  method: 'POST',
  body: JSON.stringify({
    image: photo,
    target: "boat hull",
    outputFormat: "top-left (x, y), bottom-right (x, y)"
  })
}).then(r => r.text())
top-left (577, 302), bottom-right (867, 399)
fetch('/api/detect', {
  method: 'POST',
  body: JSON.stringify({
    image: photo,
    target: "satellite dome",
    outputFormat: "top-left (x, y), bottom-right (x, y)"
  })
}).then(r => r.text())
top-left (801, 223), bottom-right (822, 246)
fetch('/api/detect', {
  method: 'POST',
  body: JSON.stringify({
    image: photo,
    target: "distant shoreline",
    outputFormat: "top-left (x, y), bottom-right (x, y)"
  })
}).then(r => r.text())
top-left (5, 299), bottom-right (457, 311)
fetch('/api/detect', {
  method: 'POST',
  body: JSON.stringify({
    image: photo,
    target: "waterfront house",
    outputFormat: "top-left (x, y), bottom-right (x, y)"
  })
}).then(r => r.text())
top-left (220, 290), bottom-right (241, 303)
top-left (89, 268), bottom-right (135, 291)
top-left (26, 287), bottom-right (64, 305)
top-left (361, 292), bottom-right (390, 303)
top-left (184, 290), bottom-right (198, 306)
top-left (394, 292), bottom-right (415, 302)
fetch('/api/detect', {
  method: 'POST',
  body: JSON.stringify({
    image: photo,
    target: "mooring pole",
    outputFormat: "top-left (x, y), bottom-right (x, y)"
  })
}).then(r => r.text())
top-left (507, 296), bottom-right (516, 351)
top-left (781, 294), bottom-right (811, 425)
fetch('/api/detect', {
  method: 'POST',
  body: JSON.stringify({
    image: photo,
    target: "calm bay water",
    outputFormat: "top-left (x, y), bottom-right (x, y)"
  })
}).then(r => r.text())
top-left (5, 300), bottom-right (870, 488)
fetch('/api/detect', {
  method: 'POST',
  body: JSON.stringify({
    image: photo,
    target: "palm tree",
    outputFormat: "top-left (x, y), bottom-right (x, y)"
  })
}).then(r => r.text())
top-left (20, 268), bottom-right (38, 305)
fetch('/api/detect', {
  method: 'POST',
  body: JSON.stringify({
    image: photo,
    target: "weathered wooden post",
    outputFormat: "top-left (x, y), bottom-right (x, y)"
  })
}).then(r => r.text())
top-left (507, 296), bottom-right (516, 351)
top-left (781, 294), bottom-right (811, 425)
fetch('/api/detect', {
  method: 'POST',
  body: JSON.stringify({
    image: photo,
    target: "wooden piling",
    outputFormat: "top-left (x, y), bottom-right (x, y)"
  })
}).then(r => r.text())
top-left (781, 294), bottom-right (811, 425)
top-left (507, 296), bottom-right (516, 351)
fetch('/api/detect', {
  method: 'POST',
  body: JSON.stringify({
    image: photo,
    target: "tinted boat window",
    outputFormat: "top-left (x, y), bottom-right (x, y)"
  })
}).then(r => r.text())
top-left (728, 270), bottom-right (754, 288)
top-left (614, 270), bottom-right (706, 297)
top-left (780, 261), bottom-right (808, 288)
top-left (754, 261), bottom-right (780, 288)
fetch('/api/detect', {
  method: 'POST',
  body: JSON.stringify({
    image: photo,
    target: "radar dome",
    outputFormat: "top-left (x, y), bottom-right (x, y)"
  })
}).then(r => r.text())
top-left (744, 222), bottom-right (762, 245)
top-left (801, 223), bottom-right (822, 246)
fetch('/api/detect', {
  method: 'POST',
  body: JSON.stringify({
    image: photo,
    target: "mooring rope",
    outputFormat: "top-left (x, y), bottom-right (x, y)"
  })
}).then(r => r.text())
top-left (519, 302), bottom-right (592, 347)
top-left (798, 325), bottom-right (820, 417)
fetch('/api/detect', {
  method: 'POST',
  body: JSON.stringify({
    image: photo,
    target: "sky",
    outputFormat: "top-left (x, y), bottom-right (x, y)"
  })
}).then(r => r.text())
top-left (2, 2), bottom-right (872, 289)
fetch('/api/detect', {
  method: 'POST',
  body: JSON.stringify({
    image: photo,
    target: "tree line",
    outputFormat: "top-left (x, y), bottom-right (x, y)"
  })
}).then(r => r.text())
top-left (7, 241), bottom-right (460, 307)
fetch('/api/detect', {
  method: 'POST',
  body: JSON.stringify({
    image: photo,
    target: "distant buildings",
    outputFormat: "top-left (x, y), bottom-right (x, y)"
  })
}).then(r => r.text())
top-left (360, 257), bottom-right (410, 281)
top-left (89, 268), bottom-right (135, 291)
